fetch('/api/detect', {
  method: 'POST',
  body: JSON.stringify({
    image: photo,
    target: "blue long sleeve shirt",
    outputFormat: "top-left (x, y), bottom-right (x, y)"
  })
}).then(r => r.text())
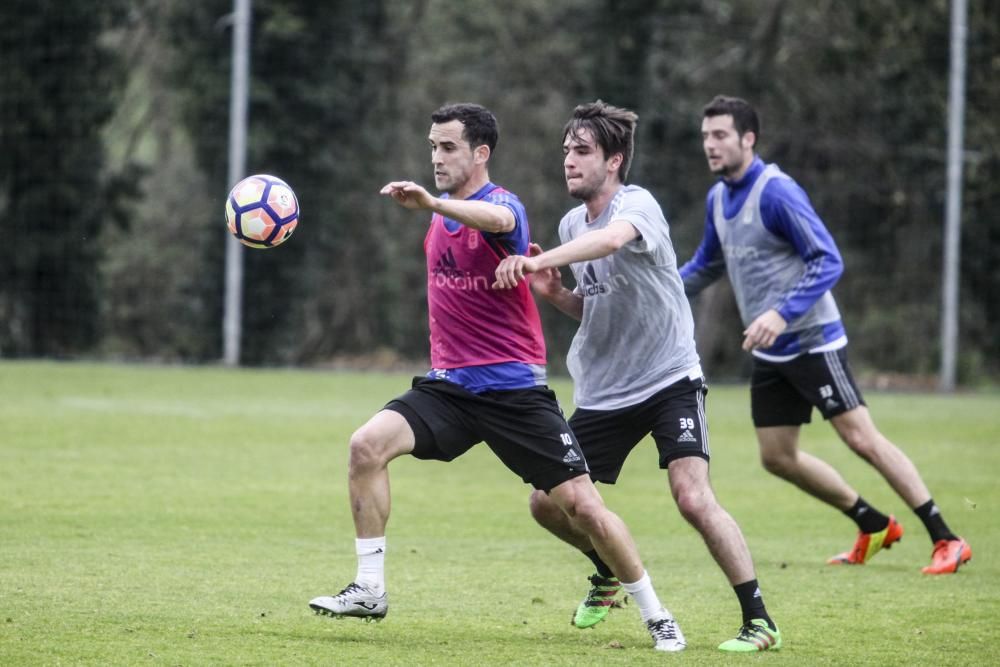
top-left (680, 157), bottom-right (847, 358)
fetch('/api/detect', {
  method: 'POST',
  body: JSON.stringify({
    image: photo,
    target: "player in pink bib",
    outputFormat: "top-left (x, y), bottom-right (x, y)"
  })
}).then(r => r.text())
top-left (424, 182), bottom-right (546, 374)
top-left (309, 103), bottom-right (683, 653)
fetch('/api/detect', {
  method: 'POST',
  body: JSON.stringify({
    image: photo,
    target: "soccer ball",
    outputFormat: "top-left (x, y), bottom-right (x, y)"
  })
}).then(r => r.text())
top-left (225, 174), bottom-right (299, 248)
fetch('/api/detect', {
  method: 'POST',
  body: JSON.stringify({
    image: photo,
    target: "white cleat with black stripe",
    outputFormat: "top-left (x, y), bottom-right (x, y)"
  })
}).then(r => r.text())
top-left (310, 582), bottom-right (388, 621)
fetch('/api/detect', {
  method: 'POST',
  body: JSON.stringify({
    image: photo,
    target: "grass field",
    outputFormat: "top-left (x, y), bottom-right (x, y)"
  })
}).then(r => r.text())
top-left (1, 361), bottom-right (997, 666)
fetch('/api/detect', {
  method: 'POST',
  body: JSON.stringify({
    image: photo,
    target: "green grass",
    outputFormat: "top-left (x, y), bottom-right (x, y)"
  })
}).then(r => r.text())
top-left (1, 361), bottom-right (997, 665)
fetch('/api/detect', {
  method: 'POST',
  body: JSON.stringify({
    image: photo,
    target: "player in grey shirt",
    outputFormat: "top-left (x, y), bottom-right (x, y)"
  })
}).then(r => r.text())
top-left (560, 183), bottom-right (700, 411)
top-left (495, 101), bottom-right (781, 653)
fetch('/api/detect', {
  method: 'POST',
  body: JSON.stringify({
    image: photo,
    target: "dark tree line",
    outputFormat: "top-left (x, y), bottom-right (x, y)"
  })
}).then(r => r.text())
top-left (2, 0), bottom-right (997, 384)
top-left (1, 0), bottom-right (131, 356)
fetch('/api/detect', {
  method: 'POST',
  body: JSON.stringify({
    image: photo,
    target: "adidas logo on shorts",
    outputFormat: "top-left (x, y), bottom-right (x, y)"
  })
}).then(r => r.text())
top-left (563, 450), bottom-right (581, 463)
top-left (678, 430), bottom-right (697, 443)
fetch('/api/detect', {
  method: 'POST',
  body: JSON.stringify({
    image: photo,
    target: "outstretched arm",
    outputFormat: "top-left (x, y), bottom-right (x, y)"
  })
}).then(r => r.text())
top-left (380, 181), bottom-right (514, 233)
top-left (493, 219), bottom-right (638, 289)
top-left (514, 243), bottom-right (585, 321)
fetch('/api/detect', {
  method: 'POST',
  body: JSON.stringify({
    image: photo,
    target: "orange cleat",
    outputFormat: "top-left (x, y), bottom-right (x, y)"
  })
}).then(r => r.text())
top-left (828, 515), bottom-right (904, 565)
top-left (921, 538), bottom-right (972, 574)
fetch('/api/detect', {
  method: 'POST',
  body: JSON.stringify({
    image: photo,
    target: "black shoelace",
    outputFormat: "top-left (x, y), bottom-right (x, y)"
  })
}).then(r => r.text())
top-left (736, 622), bottom-right (771, 642)
top-left (648, 617), bottom-right (678, 640)
top-left (332, 582), bottom-right (364, 599)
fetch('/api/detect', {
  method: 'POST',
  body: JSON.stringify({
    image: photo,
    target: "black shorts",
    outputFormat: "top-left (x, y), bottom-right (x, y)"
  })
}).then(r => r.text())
top-left (568, 376), bottom-right (710, 485)
top-left (751, 347), bottom-right (866, 427)
top-left (385, 377), bottom-right (589, 492)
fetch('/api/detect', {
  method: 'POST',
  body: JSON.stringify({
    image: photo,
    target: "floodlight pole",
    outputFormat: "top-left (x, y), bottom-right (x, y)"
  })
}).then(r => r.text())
top-left (223, 0), bottom-right (252, 366)
top-left (940, 0), bottom-right (967, 392)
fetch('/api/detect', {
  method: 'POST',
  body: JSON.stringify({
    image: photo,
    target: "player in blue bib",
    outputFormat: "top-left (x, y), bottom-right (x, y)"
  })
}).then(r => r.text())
top-left (681, 95), bottom-right (970, 576)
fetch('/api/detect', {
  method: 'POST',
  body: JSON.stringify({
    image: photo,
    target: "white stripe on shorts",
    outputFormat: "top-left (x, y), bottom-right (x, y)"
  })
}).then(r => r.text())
top-left (824, 351), bottom-right (860, 410)
top-left (696, 385), bottom-right (710, 458)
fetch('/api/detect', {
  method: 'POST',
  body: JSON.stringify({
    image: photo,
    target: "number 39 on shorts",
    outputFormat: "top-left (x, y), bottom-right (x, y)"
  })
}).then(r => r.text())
top-left (679, 417), bottom-right (695, 430)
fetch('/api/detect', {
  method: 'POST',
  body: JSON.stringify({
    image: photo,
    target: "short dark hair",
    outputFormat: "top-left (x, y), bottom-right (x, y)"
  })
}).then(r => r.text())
top-left (703, 95), bottom-right (760, 144)
top-left (563, 100), bottom-right (638, 183)
top-left (430, 103), bottom-right (499, 154)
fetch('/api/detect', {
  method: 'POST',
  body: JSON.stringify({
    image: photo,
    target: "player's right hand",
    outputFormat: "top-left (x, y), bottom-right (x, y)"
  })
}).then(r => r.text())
top-left (379, 181), bottom-right (436, 211)
top-left (742, 309), bottom-right (787, 351)
top-left (493, 253), bottom-right (538, 289)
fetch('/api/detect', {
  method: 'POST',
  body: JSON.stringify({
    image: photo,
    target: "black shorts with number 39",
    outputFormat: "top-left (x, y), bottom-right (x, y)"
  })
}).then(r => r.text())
top-left (385, 377), bottom-right (589, 493)
top-left (568, 376), bottom-right (711, 485)
top-left (750, 347), bottom-right (866, 427)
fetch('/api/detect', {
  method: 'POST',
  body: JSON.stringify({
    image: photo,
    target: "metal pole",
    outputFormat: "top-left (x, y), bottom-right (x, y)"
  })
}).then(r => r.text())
top-left (223, 0), bottom-right (251, 366)
top-left (940, 0), bottom-right (967, 392)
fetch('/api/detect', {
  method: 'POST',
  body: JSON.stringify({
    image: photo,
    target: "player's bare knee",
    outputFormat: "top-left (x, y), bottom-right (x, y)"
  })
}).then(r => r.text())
top-left (348, 428), bottom-right (384, 474)
top-left (529, 489), bottom-right (558, 522)
top-left (840, 427), bottom-right (876, 461)
top-left (674, 486), bottom-right (715, 524)
top-left (760, 449), bottom-right (794, 478)
top-left (557, 492), bottom-right (602, 533)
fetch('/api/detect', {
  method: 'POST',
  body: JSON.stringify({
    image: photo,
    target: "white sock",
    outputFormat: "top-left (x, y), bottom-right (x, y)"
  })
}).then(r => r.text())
top-left (621, 571), bottom-right (668, 622)
top-left (355, 537), bottom-right (386, 594)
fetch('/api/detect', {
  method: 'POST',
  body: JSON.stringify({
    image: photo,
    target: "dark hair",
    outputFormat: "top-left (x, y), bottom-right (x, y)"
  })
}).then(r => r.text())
top-left (562, 101), bottom-right (638, 183)
top-left (703, 95), bottom-right (760, 144)
top-left (430, 103), bottom-right (499, 154)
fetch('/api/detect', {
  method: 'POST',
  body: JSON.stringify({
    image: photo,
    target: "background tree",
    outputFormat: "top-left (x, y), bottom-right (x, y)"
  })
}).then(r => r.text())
top-left (6, 0), bottom-right (996, 385)
top-left (0, 0), bottom-right (132, 357)
top-left (99, 0), bottom-right (219, 361)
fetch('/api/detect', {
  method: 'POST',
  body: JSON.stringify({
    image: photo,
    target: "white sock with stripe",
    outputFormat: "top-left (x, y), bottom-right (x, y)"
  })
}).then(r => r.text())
top-left (355, 537), bottom-right (386, 594)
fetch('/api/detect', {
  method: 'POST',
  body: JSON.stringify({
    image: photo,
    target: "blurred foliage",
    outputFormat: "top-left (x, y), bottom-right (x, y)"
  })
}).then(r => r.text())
top-left (0, 0), bottom-right (132, 356)
top-left (1, 0), bottom-right (997, 383)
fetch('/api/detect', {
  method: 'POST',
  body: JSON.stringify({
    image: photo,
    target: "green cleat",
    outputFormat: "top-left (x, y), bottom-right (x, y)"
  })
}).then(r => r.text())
top-left (572, 574), bottom-right (621, 629)
top-left (718, 619), bottom-right (782, 652)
